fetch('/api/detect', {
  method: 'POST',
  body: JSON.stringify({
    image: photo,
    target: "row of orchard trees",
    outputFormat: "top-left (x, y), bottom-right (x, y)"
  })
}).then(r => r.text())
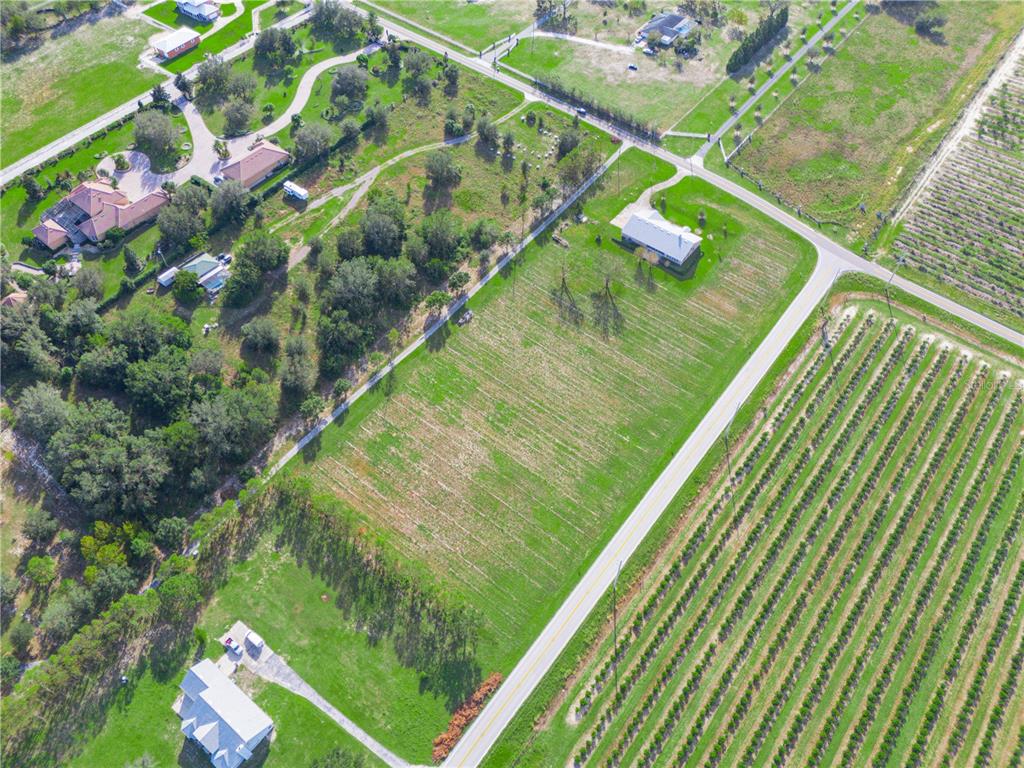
top-left (726, 4), bottom-right (789, 74)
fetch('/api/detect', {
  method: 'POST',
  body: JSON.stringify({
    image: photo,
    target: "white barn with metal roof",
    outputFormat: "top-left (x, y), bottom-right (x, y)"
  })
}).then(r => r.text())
top-left (175, 658), bottom-right (273, 768)
top-left (621, 208), bottom-right (702, 267)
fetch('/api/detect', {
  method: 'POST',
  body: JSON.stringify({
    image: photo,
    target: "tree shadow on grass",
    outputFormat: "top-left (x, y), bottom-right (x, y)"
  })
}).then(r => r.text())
top-left (425, 316), bottom-right (450, 352)
top-left (590, 280), bottom-right (623, 338)
top-left (300, 429), bottom-right (323, 463)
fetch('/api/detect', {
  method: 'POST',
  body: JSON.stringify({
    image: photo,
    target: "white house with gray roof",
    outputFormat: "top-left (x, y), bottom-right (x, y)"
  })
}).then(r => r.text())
top-left (621, 208), bottom-right (702, 267)
top-left (175, 658), bottom-right (273, 768)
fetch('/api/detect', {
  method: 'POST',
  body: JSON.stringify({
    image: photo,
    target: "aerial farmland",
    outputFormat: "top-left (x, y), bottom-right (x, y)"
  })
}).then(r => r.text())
top-left (0, 1), bottom-right (1021, 767)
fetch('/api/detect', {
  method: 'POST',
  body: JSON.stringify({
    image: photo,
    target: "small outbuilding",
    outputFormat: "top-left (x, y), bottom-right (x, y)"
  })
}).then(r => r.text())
top-left (154, 27), bottom-right (201, 59)
top-left (157, 266), bottom-right (180, 287)
top-left (621, 208), bottom-right (702, 268)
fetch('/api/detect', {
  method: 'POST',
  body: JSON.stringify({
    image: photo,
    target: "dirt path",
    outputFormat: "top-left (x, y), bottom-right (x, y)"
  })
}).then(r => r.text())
top-left (532, 31), bottom-right (634, 54)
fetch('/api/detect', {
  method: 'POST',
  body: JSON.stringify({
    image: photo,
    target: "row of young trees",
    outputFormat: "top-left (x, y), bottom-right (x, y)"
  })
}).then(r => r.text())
top-left (831, 374), bottom-right (1006, 767)
top-left (768, 345), bottom-right (959, 767)
top-left (576, 315), bottom-right (868, 722)
top-left (871, 395), bottom-right (1022, 768)
top-left (906, 481), bottom-right (1023, 767)
top-left (635, 326), bottom-right (914, 768)
top-left (685, 344), bottom-right (936, 766)
top-left (573, 317), bottom-right (888, 765)
top-left (941, 544), bottom-right (1024, 764)
top-left (804, 363), bottom-right (986, 765)
top-left (726, 4), bottom-right (789, 74)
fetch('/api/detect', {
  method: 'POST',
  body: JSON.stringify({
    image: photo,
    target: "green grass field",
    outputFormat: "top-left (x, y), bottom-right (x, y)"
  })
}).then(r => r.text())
top-left (731, 0), bottom-right (1024, 247)
top-left (365, 0), bottom-right (534, 52)
top-left (66, 632), bottom-right (385, 768)
top-left (0, 13), bottom-right (162, 165)
top-left (280, 147), bottom-right (816, 708)
top-left (163, 0), bottom-right (262, 74)
top-left (481, 292), bottom-right (1024, 768)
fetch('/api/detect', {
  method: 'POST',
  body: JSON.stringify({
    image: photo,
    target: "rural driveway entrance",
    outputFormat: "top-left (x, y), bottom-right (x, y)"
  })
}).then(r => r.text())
top-left (221, 620), bottom-right (409, 768)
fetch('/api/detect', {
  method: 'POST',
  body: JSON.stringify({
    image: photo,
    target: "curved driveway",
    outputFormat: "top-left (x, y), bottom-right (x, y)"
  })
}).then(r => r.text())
top-left (100, 44), bottom-right (378, 197)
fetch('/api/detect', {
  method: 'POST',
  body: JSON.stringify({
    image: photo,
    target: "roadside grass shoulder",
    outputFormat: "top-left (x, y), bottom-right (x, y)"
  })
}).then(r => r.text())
top-left (0, 13), bottom-right (163, 166)
top-left (258, 0), bottom-right (305, 31)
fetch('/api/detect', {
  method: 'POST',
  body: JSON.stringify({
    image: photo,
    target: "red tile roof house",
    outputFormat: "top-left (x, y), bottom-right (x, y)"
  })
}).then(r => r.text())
top-left (221, 142), bottom-right (291, 189)
top-left (32, 181), bottom-right (169, 251)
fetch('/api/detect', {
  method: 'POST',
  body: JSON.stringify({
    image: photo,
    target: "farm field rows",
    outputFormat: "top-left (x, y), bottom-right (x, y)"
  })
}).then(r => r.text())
top-left (729, 0), bottom-right (1024, 247)
top-left (0, 11), bottom-right (162, 165)
top-left (481, 298), bottom-right (1024, 768)
top-left (284, 149), bottom-right (817, 683)
top-left (891, 57), bottom-right (1024, 334)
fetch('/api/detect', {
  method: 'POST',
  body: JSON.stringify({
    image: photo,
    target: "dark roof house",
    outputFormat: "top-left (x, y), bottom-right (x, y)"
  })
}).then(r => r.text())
top-left (639, 13), bottom-right (697, 46)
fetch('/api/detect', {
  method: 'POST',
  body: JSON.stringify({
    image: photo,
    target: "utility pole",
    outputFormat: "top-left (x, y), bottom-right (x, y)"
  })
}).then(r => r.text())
top-left (884, 256), bottom-right (903, 319)
top-left (819, 304), bottom-right (834, 365)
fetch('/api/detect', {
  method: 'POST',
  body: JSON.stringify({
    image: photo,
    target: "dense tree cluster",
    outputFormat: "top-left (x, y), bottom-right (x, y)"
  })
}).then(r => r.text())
top-left (253, 26), bottom-right (297, 67)
top-left (157, 183), bottom-right (210, 254)
top-left (223, 230), bottom-right (289, 306)
top-left (8, 299), bottom-right (276, 525)
top-left (310, 0), bottom-right (363, 41)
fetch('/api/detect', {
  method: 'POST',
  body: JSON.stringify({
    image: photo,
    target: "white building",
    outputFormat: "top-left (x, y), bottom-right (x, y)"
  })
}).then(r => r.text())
top-left (621, 208), bottom-right (702, 267)
top-left (175, 659), bottom-right (274, 768)
top-left (176, 0), bottom-right (221, 23)
top-left (153, 27), bottom-right (201, 59)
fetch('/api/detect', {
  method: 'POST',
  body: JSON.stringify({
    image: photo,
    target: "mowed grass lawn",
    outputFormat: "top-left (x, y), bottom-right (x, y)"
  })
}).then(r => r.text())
top-left (366, 0), bottom-right (535, 52)
top-left (0, 13), bottom-right (162, 165)
top-left (285, 148), bottom-right (816, 688)
top-left (733, 0), bottom-right (1024, 246)
top-left (67, 633), bottom-right (384, 768)
top-left (201, 537), bottom-right (450, 764)
top-left (163, 0), bottom-right (262, 73)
